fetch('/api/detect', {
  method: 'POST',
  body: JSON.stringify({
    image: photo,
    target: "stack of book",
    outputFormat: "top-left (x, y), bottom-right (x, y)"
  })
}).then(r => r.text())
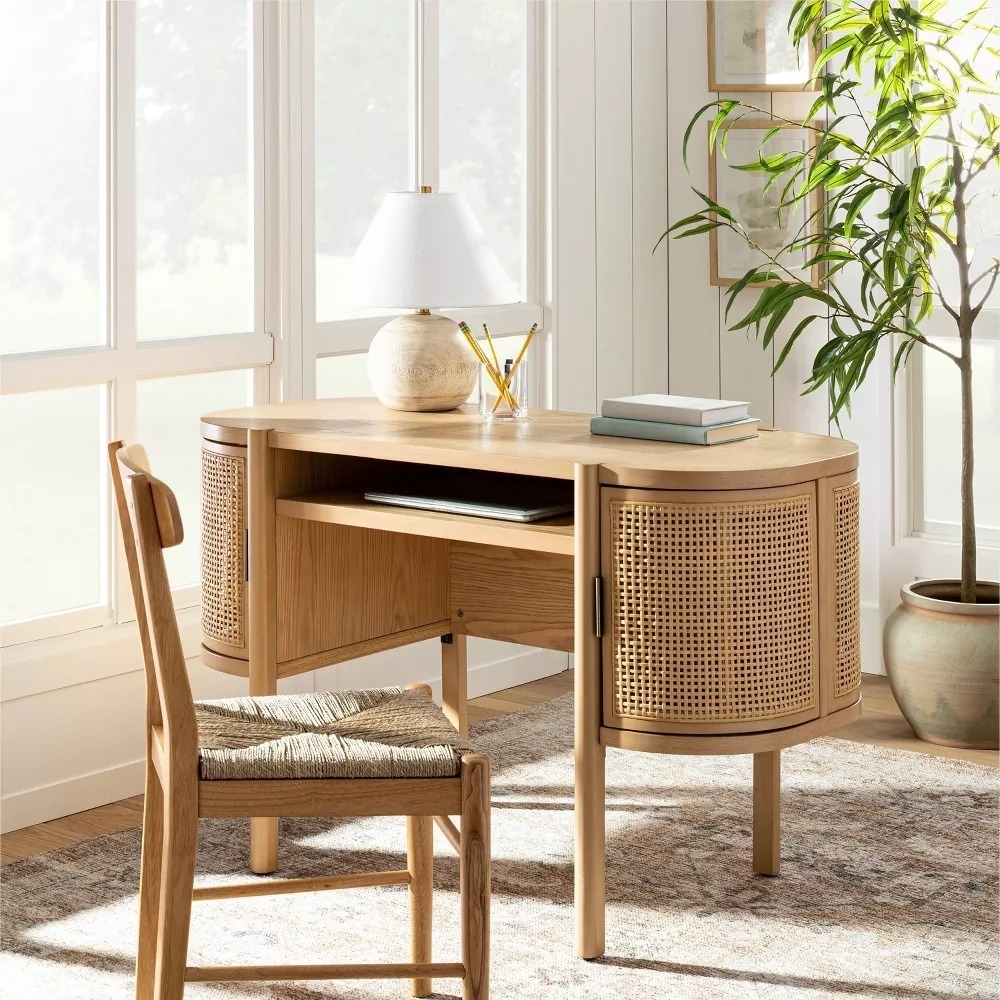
top-left (590, 394), bottom-right (759, 446)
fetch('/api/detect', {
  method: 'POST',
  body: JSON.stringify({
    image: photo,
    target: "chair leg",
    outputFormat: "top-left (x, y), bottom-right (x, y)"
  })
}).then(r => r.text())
top-left (407, 815), bottom-right (434, 998)
top-left (135, 761), bottom-right (163, 1000)
top-left (249, 817), bottom-right (278, 874)
top-left (460, 754), bottom-right (490, 1000)
top-left (152, 781), bottom-right (198, 1000)
top-left (753, 750), bottom-right (781, 876)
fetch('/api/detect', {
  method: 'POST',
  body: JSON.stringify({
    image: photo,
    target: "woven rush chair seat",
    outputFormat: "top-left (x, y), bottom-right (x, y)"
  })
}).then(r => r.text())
top-left (196, 687), bottom-right (473, 781)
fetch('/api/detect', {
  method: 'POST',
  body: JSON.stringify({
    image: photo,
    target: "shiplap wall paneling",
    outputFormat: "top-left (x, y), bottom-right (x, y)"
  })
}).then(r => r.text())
top-left (630, 0), bottom-right (669, 394)
top-left (594, 0), bottom-right (635, 405)
top-left (769, 90), bottom-right (831, 432)
top-left (554, 1), bottom-right (598, 413)
top-left (713, 95), bottom-right (776, 429)
top-left (665, 0), bottom-right (721, 400)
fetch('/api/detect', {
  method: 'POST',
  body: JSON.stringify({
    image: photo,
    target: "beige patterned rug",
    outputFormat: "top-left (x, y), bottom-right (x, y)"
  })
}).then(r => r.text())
top-left (2, 693), bottom-right (998, 999)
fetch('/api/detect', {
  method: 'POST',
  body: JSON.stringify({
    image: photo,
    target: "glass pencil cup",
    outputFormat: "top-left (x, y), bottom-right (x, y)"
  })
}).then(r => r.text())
top-left (478, 360), bottom-right (528, 421)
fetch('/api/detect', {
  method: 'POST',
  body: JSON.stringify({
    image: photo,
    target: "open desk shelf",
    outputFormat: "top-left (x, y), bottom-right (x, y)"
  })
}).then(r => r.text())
top-left (276, 491), bottom-right (575, 556)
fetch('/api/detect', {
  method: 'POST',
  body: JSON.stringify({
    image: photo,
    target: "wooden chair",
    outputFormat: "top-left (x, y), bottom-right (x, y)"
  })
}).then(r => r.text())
top-left (109, 441), bottom-right (490, 1000)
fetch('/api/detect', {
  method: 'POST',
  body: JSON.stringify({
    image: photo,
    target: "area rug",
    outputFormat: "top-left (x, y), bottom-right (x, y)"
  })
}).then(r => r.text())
top-left (2, 693), bottom-right (998, 999)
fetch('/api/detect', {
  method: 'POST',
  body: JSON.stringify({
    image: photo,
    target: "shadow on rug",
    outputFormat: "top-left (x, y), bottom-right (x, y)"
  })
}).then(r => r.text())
top-left (2, 692), bottom-right (997, 999)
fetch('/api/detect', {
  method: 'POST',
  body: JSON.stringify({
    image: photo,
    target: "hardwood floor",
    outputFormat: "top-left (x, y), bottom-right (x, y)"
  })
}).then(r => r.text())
top-left (2, 672), bottom-right (994, 866)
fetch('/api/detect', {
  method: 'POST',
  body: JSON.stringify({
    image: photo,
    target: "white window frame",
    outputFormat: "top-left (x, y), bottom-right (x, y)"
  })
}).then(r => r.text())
top-left (0, 1), bottom-right (275, 649)
top-left (905, 308), bottom-right (1000, 548)
top-left (299, 0), bottom-right (548, 402)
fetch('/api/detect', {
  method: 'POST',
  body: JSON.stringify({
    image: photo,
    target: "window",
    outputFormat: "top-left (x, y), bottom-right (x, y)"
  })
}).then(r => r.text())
top-left (907, 6), bottom-right (999, 547)
top-left (0, 2), bottom-right (102, 356)
top-left (0, 2), bottom-right (271, 646)
top-left (912, 336), bottom-right (1000, 543)
top-left (136, 0), bottom-right (253, 341)
top-left (306, 0), bottom-right (542, 398)
top-left (0, 0), bottom-right (547, 648)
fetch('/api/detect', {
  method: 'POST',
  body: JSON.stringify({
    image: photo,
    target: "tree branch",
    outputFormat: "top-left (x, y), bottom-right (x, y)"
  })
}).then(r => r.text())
top-left (972, 263), bottom-right (1000, 318)
top-left (908, 331), bottom-right (962, 363)
top-left (966, 142), bottom-right (1000, 183)
top-left (930, 275), bottom-right (961, 322)
top-left (926, 217), bottom-right (958, 251)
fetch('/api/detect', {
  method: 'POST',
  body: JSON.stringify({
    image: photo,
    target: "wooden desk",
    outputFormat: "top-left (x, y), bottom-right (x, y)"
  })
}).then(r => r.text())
top-left (199, 398), bottom-right (861, 959)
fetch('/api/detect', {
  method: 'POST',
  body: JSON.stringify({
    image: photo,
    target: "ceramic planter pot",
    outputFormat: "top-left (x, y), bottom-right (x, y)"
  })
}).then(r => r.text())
top-left (883, 579), bottom-right (999, 749)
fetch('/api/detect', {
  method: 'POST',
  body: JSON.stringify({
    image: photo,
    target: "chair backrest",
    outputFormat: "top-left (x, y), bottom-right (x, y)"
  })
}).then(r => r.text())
top-left (108, 442), bottom-right (197, 767)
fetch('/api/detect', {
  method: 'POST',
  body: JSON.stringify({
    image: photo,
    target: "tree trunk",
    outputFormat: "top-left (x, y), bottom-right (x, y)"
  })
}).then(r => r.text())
top-left (959, 332), bottom-right (977, 603)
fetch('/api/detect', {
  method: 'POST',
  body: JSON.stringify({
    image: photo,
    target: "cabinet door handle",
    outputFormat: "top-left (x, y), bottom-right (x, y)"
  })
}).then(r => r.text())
top-left (593, 577), bottom-right (604, 638)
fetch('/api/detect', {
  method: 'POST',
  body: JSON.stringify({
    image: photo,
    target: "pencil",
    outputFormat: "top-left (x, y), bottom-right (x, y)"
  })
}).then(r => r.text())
top-left (491, 323), bottom-right (536, 413)
top-left (462, 322), bottom-right (518, 409)
top-left (459, 323), bottom-right (516, 406)
top-left (482, 323), bottom-right (519, 408)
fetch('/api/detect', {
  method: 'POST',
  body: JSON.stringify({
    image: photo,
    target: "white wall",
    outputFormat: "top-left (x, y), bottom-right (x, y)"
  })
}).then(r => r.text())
top-left (550, 0), bottom-right (883, 671)
top-left (554, 1), bottom-right (828, 431)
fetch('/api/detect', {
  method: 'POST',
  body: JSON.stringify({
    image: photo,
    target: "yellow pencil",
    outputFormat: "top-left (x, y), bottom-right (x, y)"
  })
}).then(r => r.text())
top-left (460, 325), bottom-right (515, 405)
top-left (491, 323), bottom-right (536, 413)
top-left (463, 323), bottom-right (517, 409)
top-left (481, 323), bottom-right (519, 409)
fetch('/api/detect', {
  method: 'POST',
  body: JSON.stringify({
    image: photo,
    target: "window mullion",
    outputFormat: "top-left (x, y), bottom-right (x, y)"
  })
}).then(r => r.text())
top-left (251, 1), bottom-right (266, 352)
top-left (111, 0), bottom-right (138, 626)
top-left (296, 0), bottom-right (313, 400)
top-left (418, 0), bottom-right (440, 192)
top-left (259, 0), bottom-right (284, 405)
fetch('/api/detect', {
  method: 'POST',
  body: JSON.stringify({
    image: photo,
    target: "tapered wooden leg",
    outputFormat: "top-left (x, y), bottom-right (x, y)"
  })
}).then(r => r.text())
top-left (248, 428), bottom-right (278, 874)
top-left (407, 816), bottom-right (434, 998)
top-left (753, 750), bottom-right (781, 876)
top-left (574, 464), bottom-right (605, 959)
top-left (152, 783), bottom-right (198, 1000)
top-left (460, 755), bottom-right (490, 1000)
top-left (249, 817), bottom-right (278, 874)
top-left (135, 761), bottom-right (163, 1000)
top-left (441, 634), bottom-right (469, 736)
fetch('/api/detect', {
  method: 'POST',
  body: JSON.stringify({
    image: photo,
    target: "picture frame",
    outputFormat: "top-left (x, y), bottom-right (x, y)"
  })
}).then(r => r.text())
top-left (707, 1), bottom-right (818, 92)
top-left (707, 119), bottom-right (823, 288)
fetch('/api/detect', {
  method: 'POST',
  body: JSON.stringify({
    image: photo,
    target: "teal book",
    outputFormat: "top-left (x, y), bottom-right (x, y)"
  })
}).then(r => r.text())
top-left (590, 415), bottom-right (759, 446)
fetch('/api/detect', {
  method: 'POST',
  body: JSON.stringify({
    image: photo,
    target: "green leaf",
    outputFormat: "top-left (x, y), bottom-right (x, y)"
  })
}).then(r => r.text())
top-left (773, 314), bottom-right (819, 374)
top-left (681, 102), bottom-right (726, 171)
top-left (708, 102), bottom-right (740, 151)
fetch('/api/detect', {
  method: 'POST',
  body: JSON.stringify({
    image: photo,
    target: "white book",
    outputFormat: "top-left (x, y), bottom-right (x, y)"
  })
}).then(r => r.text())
top-left (601, 393), bottom-right (751, 426)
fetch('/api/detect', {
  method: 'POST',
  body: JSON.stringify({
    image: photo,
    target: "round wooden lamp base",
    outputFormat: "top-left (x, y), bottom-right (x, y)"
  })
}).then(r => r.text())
top-left (367, 312), bottom-right (478, 412)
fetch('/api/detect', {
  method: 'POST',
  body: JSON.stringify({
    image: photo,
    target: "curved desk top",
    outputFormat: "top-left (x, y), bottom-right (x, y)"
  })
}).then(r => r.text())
top-left (202, 397), bottom-right (857, 490)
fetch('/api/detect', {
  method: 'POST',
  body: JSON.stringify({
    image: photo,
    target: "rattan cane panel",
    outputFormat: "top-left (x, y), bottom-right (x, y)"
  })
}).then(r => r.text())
top-left (201, 448), bottom-right (246, 649)
top-left (610, 494), bottom-right (817, 724)
top-left (833, 481), bottom-right (861, 697)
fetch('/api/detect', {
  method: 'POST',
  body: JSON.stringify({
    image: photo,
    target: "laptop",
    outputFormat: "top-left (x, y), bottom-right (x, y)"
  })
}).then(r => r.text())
top-left (363, 488), bottom-right (573, 524)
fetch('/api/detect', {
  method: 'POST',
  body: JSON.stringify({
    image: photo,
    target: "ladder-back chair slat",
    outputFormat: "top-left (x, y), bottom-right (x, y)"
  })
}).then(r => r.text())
top-left (110, 442), bottom-right (197, 764)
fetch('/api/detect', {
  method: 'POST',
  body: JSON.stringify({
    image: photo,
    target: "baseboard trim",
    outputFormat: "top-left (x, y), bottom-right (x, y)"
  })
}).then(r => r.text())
top-left (467, 648), bottom-right (567, 701)
top-left (1, 759), bottom-right (146, 835)
top-left (860, 600), bottom-right (884, 676)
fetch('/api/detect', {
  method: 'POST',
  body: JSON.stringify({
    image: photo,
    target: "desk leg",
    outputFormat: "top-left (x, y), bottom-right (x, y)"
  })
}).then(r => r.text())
top-left (752, 750), bottom-right (781, 876)
top-left (574, 464), bottom-right (605, 959)
top-left (441, 633), bottom-right (469, 737)
top-left (248, 429), bottom-right (278, 874)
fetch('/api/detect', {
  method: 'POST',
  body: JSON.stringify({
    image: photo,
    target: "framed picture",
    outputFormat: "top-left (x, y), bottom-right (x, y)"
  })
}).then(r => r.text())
top-left (707, 1), bottom-right (817, 92)
top-left (707, 120), bottom-right (822, 288)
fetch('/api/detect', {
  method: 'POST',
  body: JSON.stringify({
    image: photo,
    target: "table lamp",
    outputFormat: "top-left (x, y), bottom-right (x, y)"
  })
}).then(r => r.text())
top-left (350, 188), bottom-right (516, 411)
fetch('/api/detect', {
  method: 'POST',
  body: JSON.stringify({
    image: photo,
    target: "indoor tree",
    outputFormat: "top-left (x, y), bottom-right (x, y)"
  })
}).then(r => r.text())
top-left (663, 0), bottom-right (999, 602)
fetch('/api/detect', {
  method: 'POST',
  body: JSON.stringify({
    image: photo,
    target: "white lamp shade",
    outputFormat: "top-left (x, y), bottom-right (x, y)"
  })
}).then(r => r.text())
top-left (349, 192), bottom-right (517, 309)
